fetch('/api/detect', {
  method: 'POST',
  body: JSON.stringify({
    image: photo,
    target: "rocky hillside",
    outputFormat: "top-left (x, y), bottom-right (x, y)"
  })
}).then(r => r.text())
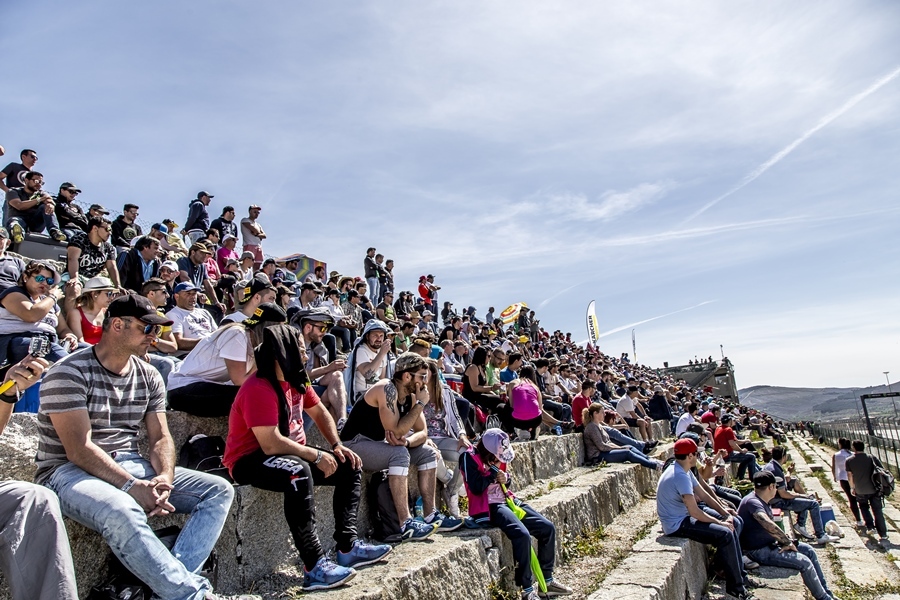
top-left (739, 381), bottom-right (899, 422)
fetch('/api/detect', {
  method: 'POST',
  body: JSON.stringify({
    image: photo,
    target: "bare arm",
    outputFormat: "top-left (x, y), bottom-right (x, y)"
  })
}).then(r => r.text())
top-left (753, 510), bottom-right (793, 546)
top-left (1, 290), bottom-right (61, 323)
top-left (406, 412), bottom-right (429, 447)
top-left (66, 246), bottom-right (81, 280)
top-left (683, 493), bottom-right (730, 526)
top-left (151, 330), bottom-right (178, 354)
top-left (356, 343), bottom-right (390, 381)
top-left (0, 356), bottom-right (50, 435)
top-left (173, 332), bottom-right (201, 351)
top-left (105, 260), bottom-right (121, 288)
top-left (375, 381), bottom-right (429, 437)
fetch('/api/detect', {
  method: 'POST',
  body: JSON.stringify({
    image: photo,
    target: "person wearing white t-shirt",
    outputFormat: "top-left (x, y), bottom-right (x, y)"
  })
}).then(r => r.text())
top-left (167, 303), bottom-right (287, 416)
top-left (616, 386), bottom-right (653, 441)
top-left (346, 320), bottom-right (392, 406)
top-left (165, 282), bottom-right (216, 351)
top-left (675, 402), bottom-right (700, 437)
top-left (240, 205), bottom-right (266, 269)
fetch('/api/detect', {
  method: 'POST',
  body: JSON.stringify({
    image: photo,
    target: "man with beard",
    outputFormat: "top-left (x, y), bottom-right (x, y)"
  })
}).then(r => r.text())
top-left (344, 320), bottom-right (393, 407)
top-left (0, 149), bottom-right (38, 192)
top-left (111, 204), bottom-right (143, 253)
top-left (54, 182), bottom-right (89, 238)
top-left (295, 308), bottom-right (348, 425)
top-left (340, 352), bottom-right (461, 540)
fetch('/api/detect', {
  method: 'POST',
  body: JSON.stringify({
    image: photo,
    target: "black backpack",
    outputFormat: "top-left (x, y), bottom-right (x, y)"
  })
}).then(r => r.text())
top-left (367, 471), bottom-right (407, 543)
top-left (872, 457), bottom-right (895, 497)
top-left (178, 434), bottom-right (233, 483)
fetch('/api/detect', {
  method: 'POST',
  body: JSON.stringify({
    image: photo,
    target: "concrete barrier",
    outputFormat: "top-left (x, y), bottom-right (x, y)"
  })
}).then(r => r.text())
top-left (0, 411), bottom-right (671, 598)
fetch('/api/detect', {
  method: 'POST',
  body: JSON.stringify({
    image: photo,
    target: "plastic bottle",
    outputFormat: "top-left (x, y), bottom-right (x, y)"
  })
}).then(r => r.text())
top-left (414, 496), bottom-right (424, 519)
top-left (553, 425), bottom-right (563, 436)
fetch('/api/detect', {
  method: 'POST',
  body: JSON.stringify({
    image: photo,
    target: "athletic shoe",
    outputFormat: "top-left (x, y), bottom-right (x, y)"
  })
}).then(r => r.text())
top-left (814, 533), bottom-right (840, 544)
top-left (336, 540), bottom-right (392, 569)
top-left (401, 517), bottom-right (437, 541)
top-left (744, 576), bottom-right (766, 589)
top-left (9, 223), bottom-right (23, 244)
top-left (654, 461), bottom-right (665, 472)
top-left (644, 440), bottom-right (659, 451)
top-left (880, 537), bottom-right (891, 549)
top-left (856, 520), bottom-right (865, 527)
top-left (793, 524), bottom-right (814, 540)
top-left (426, 511), bottom-right (463, 532)
top-left (522, 588), bottom-right (541, 600)
top-left (742, 555), bottom-right (760, 570)
top-left (49, 229), bottom-right (66, 242)
top-left (866, 528), bottom-right (878, 536)
top-left (541, 578), bottom-right (573, 596)
top-left (302, 557), bottom-right (356, 591)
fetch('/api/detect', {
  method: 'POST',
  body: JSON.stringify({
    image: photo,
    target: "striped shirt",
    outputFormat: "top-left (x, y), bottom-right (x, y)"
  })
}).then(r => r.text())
top-left (35, 347), bottom-right (166, 484)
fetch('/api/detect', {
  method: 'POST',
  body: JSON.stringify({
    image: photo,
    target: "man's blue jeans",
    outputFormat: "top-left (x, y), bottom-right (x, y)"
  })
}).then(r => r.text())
top-left (724, 451), bottom-right (759, 479)
top-left (670, 514), bottom-right (746, 596)
top-left (46, 453), bottom-right (234, 600)
top-left (366, 277), bottom-right (379, 304)
top-left (746, 542), bottom-right (833, 600)
top-left (605, 426), bottom-right (648, 453)
top-left (771, 496), bottom-right (825, 538)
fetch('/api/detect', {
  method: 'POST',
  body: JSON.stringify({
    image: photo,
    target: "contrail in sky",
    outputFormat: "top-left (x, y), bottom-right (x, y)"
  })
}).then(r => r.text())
top-left (684, 65), bottom-right (900, 223)
top-left (597, 300), bottom-right (716, 338)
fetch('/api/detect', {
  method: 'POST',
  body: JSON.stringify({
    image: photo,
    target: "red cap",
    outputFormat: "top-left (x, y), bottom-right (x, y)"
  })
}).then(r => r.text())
top-left (674, 438), bottom-right (698, 455)
top-left (700, 411), bottom-right (717, 424)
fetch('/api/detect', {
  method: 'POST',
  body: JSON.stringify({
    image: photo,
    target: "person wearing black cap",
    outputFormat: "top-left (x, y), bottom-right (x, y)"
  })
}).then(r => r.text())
top-left (183, 192), bottom-right (213, 246)
top-left (36, 294), bottom-right (235, 600)
top-left (221, 274), bottom-right (276, 325)
top-left (738, 471), bottom-right (837, 600)
top-left (54, 182), bottom-right (89, 239)
top-left (294, 308), bottom-right (348, 424)
top-left (168, 302), bottom-right (287, 417)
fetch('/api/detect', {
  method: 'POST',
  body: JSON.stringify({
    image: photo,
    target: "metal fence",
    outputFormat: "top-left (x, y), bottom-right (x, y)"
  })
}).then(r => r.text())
top-left (810, 416), bottom-right (900, 477)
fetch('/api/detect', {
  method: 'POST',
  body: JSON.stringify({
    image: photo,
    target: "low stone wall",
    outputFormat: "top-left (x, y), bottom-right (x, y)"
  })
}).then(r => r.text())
top-left (0, 411), bottom-right (669, 598)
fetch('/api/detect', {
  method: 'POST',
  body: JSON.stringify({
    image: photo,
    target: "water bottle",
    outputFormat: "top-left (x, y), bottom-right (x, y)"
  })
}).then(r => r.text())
top-left (414, 496), bottom-right (424, 519)
top-left (554, 425), bottom-right (563, 436)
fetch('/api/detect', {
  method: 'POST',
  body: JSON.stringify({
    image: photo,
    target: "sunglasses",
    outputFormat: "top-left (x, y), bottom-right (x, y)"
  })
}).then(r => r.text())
top-left (136, 322), bottom-right (162, 336)
top-left (33, 275), bottom-right (56, 285)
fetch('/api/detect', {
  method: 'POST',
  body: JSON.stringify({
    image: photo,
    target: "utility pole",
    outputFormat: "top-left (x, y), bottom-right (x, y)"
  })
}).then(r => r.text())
top-left (720, 344), bottom-right (724, 359)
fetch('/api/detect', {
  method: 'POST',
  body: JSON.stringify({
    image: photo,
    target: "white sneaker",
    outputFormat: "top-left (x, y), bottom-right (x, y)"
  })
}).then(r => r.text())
top-left (815, 533), bottom-right (840, 544)
top-left (793, 524), bottom-right (814, 540)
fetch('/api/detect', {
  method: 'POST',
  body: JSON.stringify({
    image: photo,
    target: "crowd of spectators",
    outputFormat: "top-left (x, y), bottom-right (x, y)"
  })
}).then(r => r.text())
top-left (0, 146), bottom-right (844, 600)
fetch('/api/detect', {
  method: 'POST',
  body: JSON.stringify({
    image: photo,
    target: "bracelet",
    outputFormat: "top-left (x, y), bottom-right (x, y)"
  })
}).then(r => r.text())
top-left (415, 400), bottom-right (426, 409)
top-left (331, 441), bottom-right (342, 450)
top-left (120, 477), bottom-right (137, 493)
top-left (314, 450), bottom-right (323, 465)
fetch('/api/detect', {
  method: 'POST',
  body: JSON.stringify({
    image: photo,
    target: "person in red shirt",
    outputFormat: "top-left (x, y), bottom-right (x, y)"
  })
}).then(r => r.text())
top-left (417, 275), bottom-right (433, 307)
top-left (713, 414), bottom-right (759, 480)
top-left (571, 380), bottom-right (595, 432)
top-left (223, 324), bottom-right (391, 591)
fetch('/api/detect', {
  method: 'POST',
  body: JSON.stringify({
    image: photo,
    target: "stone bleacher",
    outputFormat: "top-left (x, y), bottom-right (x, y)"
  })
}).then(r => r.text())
top-left (0, 412), bottom-right (679, 599)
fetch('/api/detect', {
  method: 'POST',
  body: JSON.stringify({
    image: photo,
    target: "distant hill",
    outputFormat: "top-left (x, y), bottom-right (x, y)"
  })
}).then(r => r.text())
top-left (739, 382), bottom-right (899, 422)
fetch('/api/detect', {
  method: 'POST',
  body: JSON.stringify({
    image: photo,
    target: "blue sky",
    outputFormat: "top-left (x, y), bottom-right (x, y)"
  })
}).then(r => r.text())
top-left (3, 1), bottom-right (899, 388)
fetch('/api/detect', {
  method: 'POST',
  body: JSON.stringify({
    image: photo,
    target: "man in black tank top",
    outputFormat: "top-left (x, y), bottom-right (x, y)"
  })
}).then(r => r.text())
top-left (341, 353), bottom-right (462, 540)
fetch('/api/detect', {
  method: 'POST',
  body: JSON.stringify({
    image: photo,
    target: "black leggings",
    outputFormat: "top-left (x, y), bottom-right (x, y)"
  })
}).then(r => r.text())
top-left (231, 448), bottom-right (362, 570)
top-left (167, 382), bottom-right (239, 417)
top-left (839, 479), bottom-right (861, 522)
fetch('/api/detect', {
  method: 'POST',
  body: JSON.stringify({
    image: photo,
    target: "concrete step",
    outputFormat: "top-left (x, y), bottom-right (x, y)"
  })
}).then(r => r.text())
top-left (0, 411), bottom-right (673, 598)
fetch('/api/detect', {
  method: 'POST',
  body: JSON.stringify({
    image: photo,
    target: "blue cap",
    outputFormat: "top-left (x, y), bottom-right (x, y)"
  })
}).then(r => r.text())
top-left (174, 282), bottom-right (201, 294)
top-left (151, 222), bottom-right (169, 234)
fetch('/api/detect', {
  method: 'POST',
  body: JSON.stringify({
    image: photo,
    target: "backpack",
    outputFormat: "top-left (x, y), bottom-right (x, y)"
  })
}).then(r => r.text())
top-left (178, 434), bottom-right (233, 483)
top-left (872, 457), bottom-right (894, 497)
top-left (366, 470), bottom-right (406, 543)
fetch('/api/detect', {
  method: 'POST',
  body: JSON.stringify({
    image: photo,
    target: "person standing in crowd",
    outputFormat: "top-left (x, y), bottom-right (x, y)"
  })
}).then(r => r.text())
top-left (363, 247), bottom-right (379, 303)
top-left (110, 204), bottom-right (143, 253)
top-left (739, 471), bottom-right (837, 600)
top-left (657, 437), bottom-right (750, 600)
top-left (54, 182), bottom-right (89, 238)
top-left (846, 439), bottom-right (890, 548)
top-left (340, 352), bottom-right (450, 539)
top-left (0, 354), bottom-right (79, 600)
top-left (210, 205), bottom-right (238, 240)
top-left (0, 148), bottom-right (38, 192)
top-left (460, 429), bottom-right (572, 600)
top-left (183, 191), bottom-right (213, 245)
top-left (832, 438), bottom-right (863, 527)
top-left (5, 171), bottom-right (66, 243)
top-left (36, 295), bottom-right (235, 600)
top-left (240, 204), bottom-right (266, 269)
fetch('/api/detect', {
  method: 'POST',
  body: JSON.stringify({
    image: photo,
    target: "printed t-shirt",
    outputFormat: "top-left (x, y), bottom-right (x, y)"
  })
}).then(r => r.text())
top-left (68, 232), bottom-right (116, 279)
top-left (223, 373), bottom-right (320, 470)
top-left (165, 306), bottom-right (216, 339)
top-left (353, 343), bottom-right (387, 393)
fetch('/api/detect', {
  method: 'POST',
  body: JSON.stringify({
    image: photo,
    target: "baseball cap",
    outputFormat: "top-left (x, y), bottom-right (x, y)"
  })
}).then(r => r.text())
top-left (197, 191), bottom-right (214, 199)
top-left (89, 203), bottom-right (110, 215)
top-left (60, 182), bottom-right (82, 193)
top-left (150, 222), bottom-right (169, 234)
top-left (222, 234), bottom-right (237, 242)
top-left (753, 471), bottom-right (781, 488)
top-left (262, 258), bottom-right (276, 267)
top-left (107, 294), bottom-right (173, 325)
top-left (163, 218), bottom-right (180, 229)
top-left (240, 275), bottom-right (276, 304)
top-left (240, 251), bottom-right (255, 260)
top-left (299, 282), bottom-right (317, 292)
top-left (189, 243), bottom-right (213, 255)
top-left (700, 411), bottom-right (717, 424)
top-left (0, 226), bottom-right (7, 239)
top-left (678, 432), bottom-right (701, 445)
top-left (249, 204), bottom-right (261, 210)
top-left (673, 438), bottom-right (698, 455)
top-left (160, 260), bottom-right (179, 272)
top-left (294, 307), bottom-right (334, 325)
top-left (174, 282), bottom-right (201, 294)
top-left (243, 302), bottom-right (287, 328)
top-left (481, 428), bottom-right (515, 464)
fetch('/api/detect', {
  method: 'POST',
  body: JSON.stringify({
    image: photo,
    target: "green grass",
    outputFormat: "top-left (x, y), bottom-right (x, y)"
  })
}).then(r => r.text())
top-left (488, 580), bottom-right (518, 600)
